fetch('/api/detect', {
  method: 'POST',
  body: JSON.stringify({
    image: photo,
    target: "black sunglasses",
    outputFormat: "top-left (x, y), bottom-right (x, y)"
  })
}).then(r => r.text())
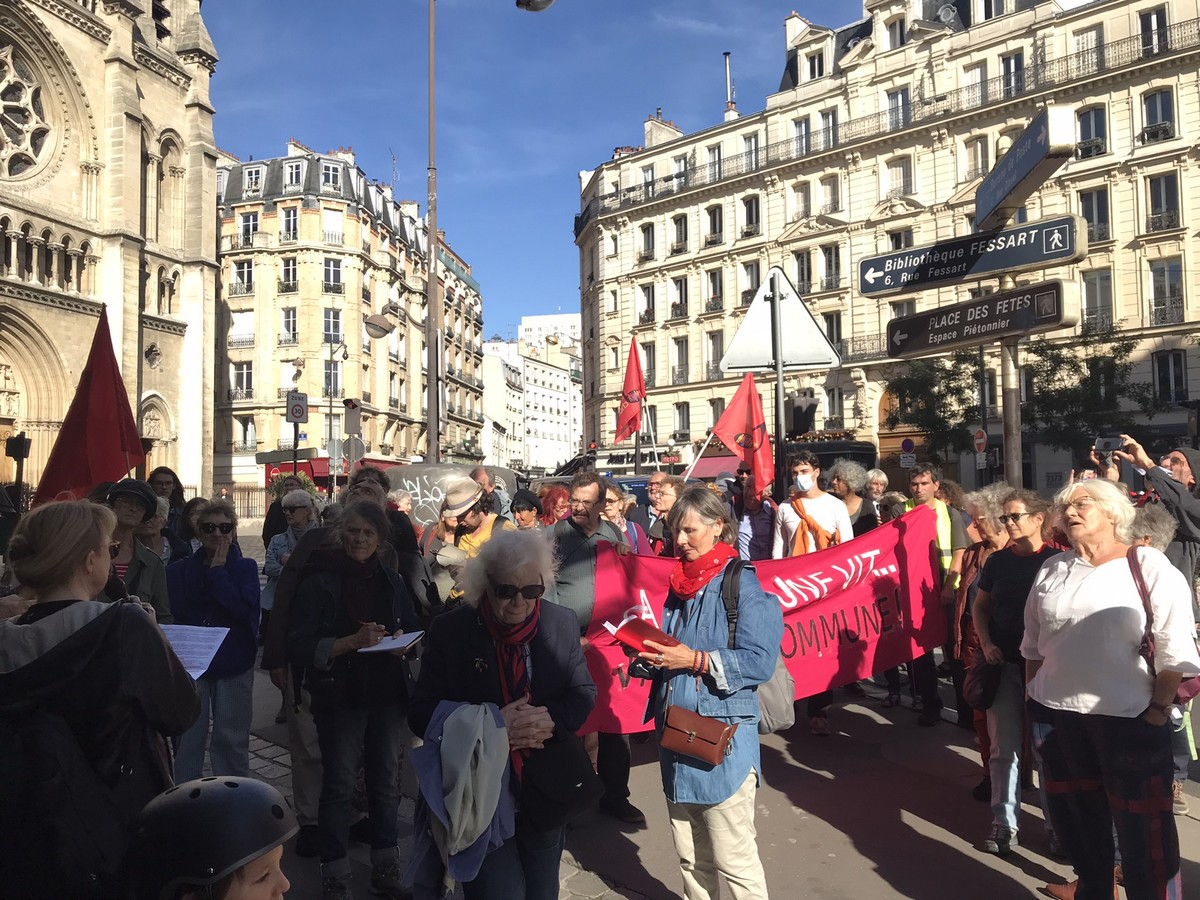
top-left (737, 469), bottom-right (752, 476)
top-left (200, 522), bottom-right (235, 535)
top-left (495, 581), bottom-right (546, 601)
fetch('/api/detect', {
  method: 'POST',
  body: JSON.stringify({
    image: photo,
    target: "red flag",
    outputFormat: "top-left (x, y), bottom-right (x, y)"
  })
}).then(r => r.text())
top-left (711, 373), bottom-right (774, 500)
top-left (613, 337), bottom-right (645, 443)
top-left (32, 307), bottom-right (145, 505)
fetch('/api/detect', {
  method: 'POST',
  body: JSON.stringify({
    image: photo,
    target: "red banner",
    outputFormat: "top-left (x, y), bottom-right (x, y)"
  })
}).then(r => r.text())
top-left (579, 505), bottom-right (944, 734)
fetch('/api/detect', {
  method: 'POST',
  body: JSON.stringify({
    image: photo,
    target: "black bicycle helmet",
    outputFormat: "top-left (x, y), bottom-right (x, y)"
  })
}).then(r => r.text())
top-left (105, 478), bottom-right (158, 522)
top-left (128, 777), bottom-right (298, 900)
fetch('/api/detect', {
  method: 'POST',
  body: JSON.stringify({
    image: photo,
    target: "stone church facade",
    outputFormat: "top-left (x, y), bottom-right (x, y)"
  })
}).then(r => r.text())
top-left (0, 0), bottom-right (217, 493)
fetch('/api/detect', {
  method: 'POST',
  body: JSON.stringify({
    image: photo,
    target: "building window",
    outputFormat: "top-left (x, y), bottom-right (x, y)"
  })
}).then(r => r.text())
top-left (608, 234), bottom-right (618, 257)
top-left (705, 331), bottom-right (724, 376)
top-left (823, 312), bottom-right (842, 345)
top-left (1081, 269), bottom-right (1113, 329)
top-left (1153, 350), bottom-right (1187, 402)
top-left (891, 299), bottom-right (915, 319)
top-left (243, 167), bottom-right (262, 194)
top-left (887, 17), bottom-right (906, 49)
top-left (641, 342), bottom-right (657, 386)
top-left (742, 195), bottom-right (760, 236)
top-left (793, 117), bottom-right (811, 156)
top-left (1149, 257), bottom-right (1183, 326)
top-left (239, 212), bottom-right (258, 241)
top-left (641, 164), bottom-right (655, 200)
top-left (1001, 51), bottom-right (1024, 98)
top-left (983, 0), bottom-right (1006, 20)
top-left (743, 133), bottom-right (760, 172)
top-left (232, 361), bottom-right (253, 393)
top-left (323, 309), bottom-right (341, 344)
top-left (321, 162), bottom-right (341, 189)
top-left (826, 387), bottom-right (844, 422)
top-left (607, 346), bottom-right (619, 370)
top-left (639, 223), bottom-right (655, 261)
top-left (1079, 188), bottom-right (1110, 242)
top-left (806, 51), bottom-right (825, 80)
top-left (323, 258), bottom-right (342, 286)
top-left (888, 228), bottom-right (914, 250)
top-left (671, 277), bottom-right (689, 317)
top-left (706, 145), bottom-right (722, 181)
top-left (280, 256), bottom-right (298, 287)
top-left (281, 207), bottom-right (298, 241)
top-left (232, 260), bottom-right (253, 291)
top-left (709, 398), bottom-right (725, 425)
top-left (1077, 107), bottom-right (1107, 158)
top-left (1141, 6), bottom-right (1169, 56)
top-left (794, 251), bottom-right (813, 292)
top-left (672, 337), bottom-right (689, 385)
top-left (742, 261), bottom-right (760, 295)
top-left (820, 244), bottom-right (841, 290)
top-left (642, 405), bottom-right (657, 439)
top-left (608, 289), bottom-right (618, 313)
top-left (1146, 172), bottom-right (1180, 232)
top-left (672, 215), bottom-right (688, 253)
top-left (706, 205), bottom-right (723, 244)
top-left (281, 308), bottom-right (297, 343)
top-left (886, 87), bottom-right (911, 130)
top-left (820, 175), bottom-right (840, 214)
top-left (793, 182), bottom-right (811, 219)
top-left (820, 108), bottom-right (838, 150)
top-left (1142, 89), bottom-right (1175, 142)
top-left (323, 412), bottom-right (342, 443)
top-left (707, 269), bottom-right (723, 308)
top-left (673, 402), bottom-right (690, 436)
top-left (285, 160), bottom-right (302, 186)
top-left (886, 157), bottom-right (912, 198)
top-left (965, 137), bottom-right (990, 181)
top-left (639, 284), bottom-right (655, 323)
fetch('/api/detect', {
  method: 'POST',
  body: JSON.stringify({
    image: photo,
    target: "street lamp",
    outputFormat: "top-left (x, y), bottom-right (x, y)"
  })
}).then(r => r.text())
top-left (326, 340), bottom-right (348, 497)
top-left (424, 0), bottom-right (555, 463)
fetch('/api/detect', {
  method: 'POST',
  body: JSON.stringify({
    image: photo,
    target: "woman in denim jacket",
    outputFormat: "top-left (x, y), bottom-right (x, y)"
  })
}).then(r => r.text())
top-left (638, 485), bottom-right (784, 900)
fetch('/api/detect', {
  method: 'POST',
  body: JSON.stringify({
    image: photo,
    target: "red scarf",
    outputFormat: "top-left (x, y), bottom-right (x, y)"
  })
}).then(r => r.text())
top-left (480, 597), bottom-right (541, 779)
top-left (669, 542), bottom-right (737, 599)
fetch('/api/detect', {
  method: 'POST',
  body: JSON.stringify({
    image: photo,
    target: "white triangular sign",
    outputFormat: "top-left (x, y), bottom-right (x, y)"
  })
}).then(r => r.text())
top-left (720, 267), bottom-right (842, 373)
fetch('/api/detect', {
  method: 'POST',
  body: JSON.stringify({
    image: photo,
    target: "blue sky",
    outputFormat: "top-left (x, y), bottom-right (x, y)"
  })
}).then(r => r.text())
top-left (205, 1), bottom-right (862, 338)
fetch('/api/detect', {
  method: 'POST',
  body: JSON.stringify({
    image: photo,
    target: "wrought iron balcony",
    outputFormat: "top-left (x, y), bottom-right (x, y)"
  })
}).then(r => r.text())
top-left (836, 334), bottom-right (888, 362)
top-left (278, 332), bottom-right (298, 347)
top-left (1140, 121), bottom-right (1175, 144)
top-left (322, 386), bottom-right (344, 398)
top-left (637, 249), bottom-right (655, 263)
top-left (389, 397), bottom-right (400, 410)
top-left (1081, 308), bottom-right (1114, 332)
top-left (1147, 211), bottom-right (1181, 232)
top-left (741, 224), bottom-right (761, 237)
top-left (884, 182), bottom-right (912, 200)
top-left (963, 164), bottom-right (991, 182)
top-left (229, 281), bottom-right (253, 296)
top-left (639, 309), bottom-right (655, 325)
top-left (644, 369), bottom-right (656, 388)
top-left (669, 302), bottom-right (689, 319)
top-left (232, 440), bottom-right (257, 453)
top-left (227, 388), bottom-right (254, 401)
top-left (279, 230), bottom-right (298, 244)
top-left (228, 334), bottom-right (254, 348)
top-left (277, 439), bottom-right (295, 450)
top-left (362, 391), bottom-right (372, 405)
top-left (323, 231), bottom-right (344, 245)
top-left (1150, 294), bottom-right (1184, 326)
top-left (277, 388), bottom-right (293, 399)
top-left (820, 202), bottom-right (842, 216)
top-left (705, 297), bottom-right (724, 312)
top-left (824, 416), bottom-right (845, 430)
top-left (278, 280), bottom-right (298, 293)
top-left (741, 289), bottom-right (756, 306)
top-left (706, 362), bottom-right (723, 380)
top-left (670, 240), bottom-right (687, 254)
top-left (672, 365), bottom-right (689, 385)
top-left (794, 280), bottom-right (813, 294)
top-left (1087, 222), bottom-right (1111, 242)
top-left (671, 430), bottom-right (691, 442)
top-left (704, 232), bottom-right (723, 246)
top-left (323, 281), bottom-right (344, 294)
top-left (1076, 137), bottom-right (1106, 159)
top-left (819, 275), bottom-right (844, 291)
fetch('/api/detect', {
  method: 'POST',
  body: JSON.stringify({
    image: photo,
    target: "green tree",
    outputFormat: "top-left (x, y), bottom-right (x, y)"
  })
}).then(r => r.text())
top-left (882, 349), bottom-right (982, 463)
top-left (1021, 322), bottom-right (1165, 463)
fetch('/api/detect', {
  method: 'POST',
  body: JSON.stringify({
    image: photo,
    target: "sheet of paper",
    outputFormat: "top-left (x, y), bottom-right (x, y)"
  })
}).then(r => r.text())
top-left (160, 624), bottom-right (230, 680)
top-left (358, 630), bottom-right (424, 654)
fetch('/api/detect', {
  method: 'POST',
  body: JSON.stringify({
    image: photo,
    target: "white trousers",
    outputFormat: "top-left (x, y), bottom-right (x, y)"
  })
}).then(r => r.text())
top-left (667, 769), bottom-right (769, 900)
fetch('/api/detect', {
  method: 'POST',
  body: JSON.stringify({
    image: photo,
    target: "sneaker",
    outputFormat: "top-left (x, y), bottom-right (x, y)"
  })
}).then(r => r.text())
top-left (810, 715), bottom-right (833, 736)
top-left (917, 708), bottom-right (943, 727)
top-left (983, 822), bottom-right (1017, 854)
top-left (1173, 780), bottom-right (1190, 815)
top-left (369, 861), bottom-right (412, 899)
top-left (881, 691), bottom-right (901, 708)
top-left (971, 776), bottom-right (992, 803)
top-left (598, 796), bottom-right (647, 825)
top-left (322, 875), bottom-right (352, 900)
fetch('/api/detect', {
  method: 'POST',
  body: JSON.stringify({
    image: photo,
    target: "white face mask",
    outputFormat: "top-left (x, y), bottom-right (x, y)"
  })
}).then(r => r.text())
top-left (794, 474), bottom-right (815, 493)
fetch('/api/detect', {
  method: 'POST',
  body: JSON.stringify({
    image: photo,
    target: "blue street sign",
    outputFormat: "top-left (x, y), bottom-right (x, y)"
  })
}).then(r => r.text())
top-left (975, 106), bottom-right (1075, 231)
top-left (857, 215), bottom-right (1087, 297)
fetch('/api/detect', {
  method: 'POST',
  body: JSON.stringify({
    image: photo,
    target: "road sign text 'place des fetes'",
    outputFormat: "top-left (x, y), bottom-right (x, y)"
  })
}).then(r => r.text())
top-left (885, 280), bottom-right (1075, 359)
top-left (858, 215), bottom-right (1087, 297)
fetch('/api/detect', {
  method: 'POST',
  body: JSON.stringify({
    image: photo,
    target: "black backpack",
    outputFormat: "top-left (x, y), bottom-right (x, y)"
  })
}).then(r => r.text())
top-left (0, 707), bottom-right (128, 898)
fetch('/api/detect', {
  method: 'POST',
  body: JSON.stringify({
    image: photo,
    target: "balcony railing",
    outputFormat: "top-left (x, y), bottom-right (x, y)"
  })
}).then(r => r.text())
top-left (323, 281), bottom-right (344, 294)
top-left (321, 182), bottom-right (342, 195)
top-left (706, 362), bottom-right (723, 380)
top-left (670, 240), bottom-right (687, 254)
top-left (963, 163), bottom-right (991, 182)
top-left (1081, 308), bottom-right (1114, 331)
top-left (362, 391), bottom-right (372, 405)
top-left (704, 232), bottom-right (723, 246)
top-left (279, 230), bottom-right (298, 244)
top-left (282, 181), bottom-right (303, 194)
top-left (389, 397), bottom-right (400, 410)
top-left (322, 386), bottom-right (344, 398)
top-left (1140, 121), bottom-right (1175, 144)
top-left (228, 334), bottom-right (254, 348)
top-left (278, 332), bottom-right (298, 347)
top-left (669, 302), bottom-right (689, 319)
top-left (637, 249), bottom-right (655, 263)
top-left (380, 443), bottom-right (393, 455)
top-left (794, 280), bottom-right (813, 294)
top-left (323, 231), bottom-right (344, 245)
top-left (573, 16), bottom-right (1200, 237)
top-left (672, 365), bottom-right (689, 385)
top-left (884, 182), bottom-right (913, 200)
top-left (232, 440), bottom-right (257, 453)
top-left (277, 439), bottom-right (295, 451)
top-left (227, 388), bottom-right (254, 401)
top-left (741, 289), bottom-right (756, 306)
top-left (836, 334), bottom-right (888, 362)
top-left (644, 369), bottom-right (656, 388)
top-left (229, 281), bottom-right (253, 296)
top-left (1076, 137), bottom-right (1106, 159)
top-left (671, 430), bottom-right (691, 442)
top-left (278, 280), bottom-right (298, 293)
top-left (705, 297), bottom-right (724, 312)
top-left (741, 224), bottom-right (761, 237)
top-left (820, 202), bottom-right (842, 216)
top-left (1147, 211), bottom-right (1181, 232)
top-left (638, 309), bottom-right (655, 325)
top-left (823, 416), bottom-right (845, 430)
top-left (1087, 222), bottom-right (1111, 242)
top-left (277, 388), bottom-right (293, 399)
top-left (1150, 295), bottom-right (1184, 326)
top-left (819, 275), bottom-right (844, 291)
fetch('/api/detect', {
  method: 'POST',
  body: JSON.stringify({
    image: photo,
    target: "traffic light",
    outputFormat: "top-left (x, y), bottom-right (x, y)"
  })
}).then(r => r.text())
top-left (586, 440), bottom-right (598, 468)
top-left (784, 390), bottom-right (818, 436)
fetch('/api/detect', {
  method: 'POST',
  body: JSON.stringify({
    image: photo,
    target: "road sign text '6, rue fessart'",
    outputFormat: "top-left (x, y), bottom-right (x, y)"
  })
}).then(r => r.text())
top-left (885, 280), bottom-right (1075, 359)
top-left (858, 215), bottom-right (1087, 297)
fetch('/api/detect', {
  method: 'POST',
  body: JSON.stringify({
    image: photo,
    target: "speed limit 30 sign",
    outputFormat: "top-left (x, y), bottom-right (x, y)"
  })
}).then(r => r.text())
top-left (286, 391), bottom-right (309, 424)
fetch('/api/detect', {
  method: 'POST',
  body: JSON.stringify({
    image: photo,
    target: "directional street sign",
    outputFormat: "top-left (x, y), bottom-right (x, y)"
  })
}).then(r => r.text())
top-left (721, 266), bottom-right (842, 372)
top-left (976, 106), bottom-right (1076, 231)
top-left (285, 390), bottom-right (308, 424)
top-left (885, 280), bottom-right (1074, 359)
top-left (255, 447), bottom-right (319, 465)
top-left (858, 215), bottom-right (1086, 297)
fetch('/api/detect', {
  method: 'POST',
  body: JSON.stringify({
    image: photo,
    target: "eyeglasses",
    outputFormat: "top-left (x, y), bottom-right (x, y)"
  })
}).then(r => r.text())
top-left (1062, 497), bottom-right (1096, 513)
top-left (108, 541), bottom-right (121, 559)
top-left (495, 581), bottom-right (546, 601)
top-left (604, 496), bottom-right (621, 505)
top-left (736, 470), bottom-right (751, 476)
top-left (200, 522), bottom-right (235, 535)
top-left (150, 479), bottom-right (174, 488)
top-left (998, 512), bottom-right (1032, 525)
top-left (283, 505), bottom-right (307, 513)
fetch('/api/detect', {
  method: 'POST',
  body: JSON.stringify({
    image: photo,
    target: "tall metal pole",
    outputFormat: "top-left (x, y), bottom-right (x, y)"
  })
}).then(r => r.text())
top-left (633, 400), bottom-right (642, 475)
top-left (769, 271), bottom-right (787, 502)
top-left (327, 341), bottom-right (335, 498)
top-left (424, 0), bottom-right (442, 463)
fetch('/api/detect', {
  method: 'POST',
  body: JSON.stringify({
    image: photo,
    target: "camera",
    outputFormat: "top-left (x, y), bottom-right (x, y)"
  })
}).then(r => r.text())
top-left (1094, 436), bottom-right (1124, 452)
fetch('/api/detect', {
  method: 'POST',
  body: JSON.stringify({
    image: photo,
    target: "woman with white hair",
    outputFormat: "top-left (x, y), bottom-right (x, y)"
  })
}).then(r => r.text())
top-left (826, 458), bottom-right (878, 537)
top-left (408, 529), bottom-right (596, 898)
top-left (1028, 478), bottom-right (1200, 900)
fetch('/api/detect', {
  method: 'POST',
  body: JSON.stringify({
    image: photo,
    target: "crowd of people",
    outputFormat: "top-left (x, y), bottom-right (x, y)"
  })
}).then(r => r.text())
top-left (0, 439), bottom-right (1197, 899)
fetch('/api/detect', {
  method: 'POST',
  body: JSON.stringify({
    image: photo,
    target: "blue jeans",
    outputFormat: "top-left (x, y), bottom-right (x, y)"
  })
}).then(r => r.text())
top-left (462, 819), bottom-right (565, 900)
top-left (986, 662), bottom-right (1024, 829)
top-left (314, 705), bottom-right (405, 874)
top-left (174, 668), bottom-right (254, 781)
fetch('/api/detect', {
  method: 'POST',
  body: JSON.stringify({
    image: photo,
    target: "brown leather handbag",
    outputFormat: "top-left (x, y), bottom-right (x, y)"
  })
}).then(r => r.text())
top-left (660, 705), bottom-right (738, 766)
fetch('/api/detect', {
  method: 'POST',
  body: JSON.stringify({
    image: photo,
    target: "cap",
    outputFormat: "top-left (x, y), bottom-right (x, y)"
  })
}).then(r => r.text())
top-left (510, 488), bottom-right (543, 517)
top-left (443, 479), bottom-right (484, 517)
top-left (105, 479), bottom-right (158, 521)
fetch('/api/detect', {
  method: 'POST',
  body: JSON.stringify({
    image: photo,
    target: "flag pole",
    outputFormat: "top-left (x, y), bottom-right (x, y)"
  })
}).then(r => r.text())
top-left (633, 398), bottom-right (642, 475)
top-left (681, 431), bottom-right (717, 479)
top-left (769, 270), bottom-right (788, 503)
top-left (645, 408), bottom-right (661, 467)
